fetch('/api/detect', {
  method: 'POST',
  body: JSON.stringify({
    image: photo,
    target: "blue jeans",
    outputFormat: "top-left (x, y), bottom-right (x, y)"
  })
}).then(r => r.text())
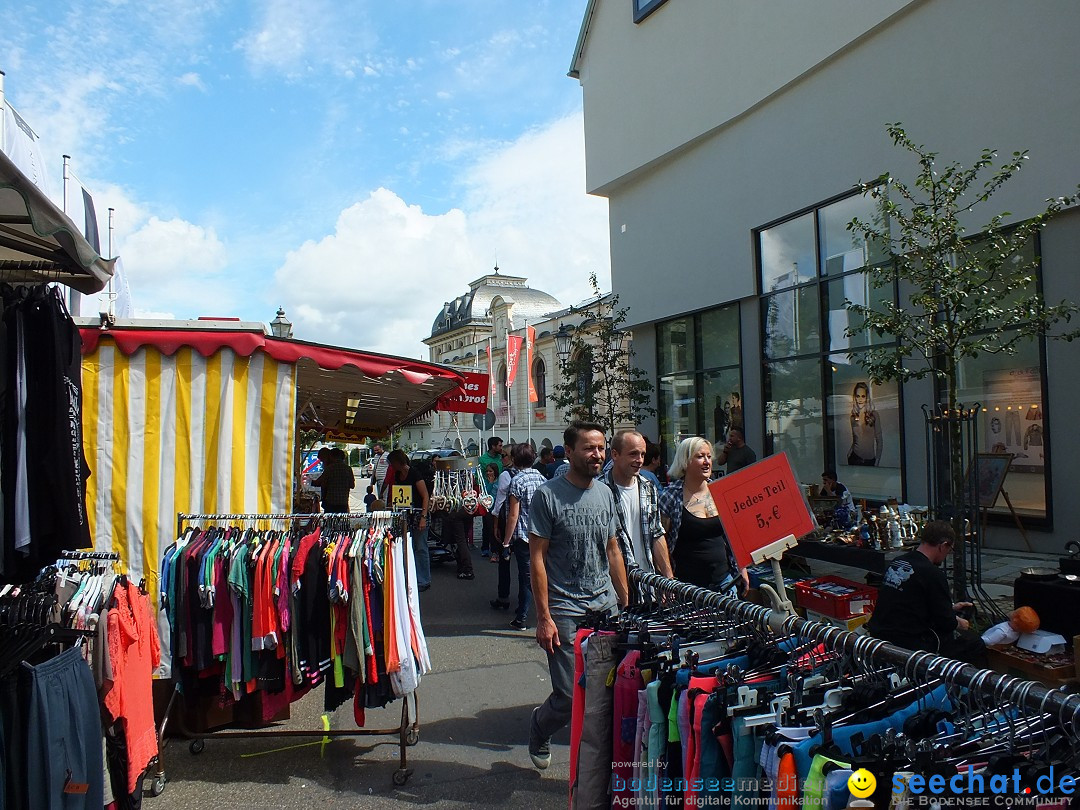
top-left (412, 523), bottom-right (431, 588)
top-left (513, 539), bottom-right (532, 622)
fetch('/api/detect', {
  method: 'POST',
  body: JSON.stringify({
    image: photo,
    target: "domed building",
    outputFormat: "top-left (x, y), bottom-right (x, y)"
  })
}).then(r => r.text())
top-left (400, 268), bottom-right (582, 453)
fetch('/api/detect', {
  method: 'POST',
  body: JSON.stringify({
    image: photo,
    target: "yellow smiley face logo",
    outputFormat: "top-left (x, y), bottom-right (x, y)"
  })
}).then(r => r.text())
top-left (848, 768), bottom-right (877, 799)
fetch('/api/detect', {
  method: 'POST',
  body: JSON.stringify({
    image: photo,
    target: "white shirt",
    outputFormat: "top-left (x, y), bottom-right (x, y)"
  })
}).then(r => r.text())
top-left (372, 453), bottom-right (390, 497)
top-left (616, 479), bottom-right (651, 573)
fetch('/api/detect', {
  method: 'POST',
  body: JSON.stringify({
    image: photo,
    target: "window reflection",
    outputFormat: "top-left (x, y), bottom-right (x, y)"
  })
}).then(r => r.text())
top-left (760, 212), bottom-right (816, 292)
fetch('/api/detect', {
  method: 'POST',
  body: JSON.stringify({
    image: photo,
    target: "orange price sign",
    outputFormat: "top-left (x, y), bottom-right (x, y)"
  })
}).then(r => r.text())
top-left (708, 452), bottom-right (816, 568)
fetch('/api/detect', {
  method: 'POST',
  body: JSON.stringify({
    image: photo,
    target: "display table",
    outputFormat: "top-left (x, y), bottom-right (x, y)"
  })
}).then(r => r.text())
top-left (784, 540), bottom-right (901, 575)
top-left (1013, 575), bottom-right (1080, 640)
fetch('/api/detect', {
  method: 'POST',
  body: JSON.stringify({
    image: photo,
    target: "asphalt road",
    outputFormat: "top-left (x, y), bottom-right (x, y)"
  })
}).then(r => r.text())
top-left (154, 532), bottom-right (570, 809)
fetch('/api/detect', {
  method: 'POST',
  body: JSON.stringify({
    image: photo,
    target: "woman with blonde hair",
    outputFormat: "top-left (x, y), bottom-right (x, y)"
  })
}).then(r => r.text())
top-left (657, 437), bottom-right (746, 594)
top-left (848, 382), bottom-right (882, 466)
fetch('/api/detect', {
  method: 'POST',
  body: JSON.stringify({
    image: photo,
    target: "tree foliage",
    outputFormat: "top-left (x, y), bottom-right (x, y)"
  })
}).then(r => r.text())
top-left (845, 123), bottom-right (1079, 596)
top-left (845, 123), bottom-right (1080, 405)
top-left (550, 274), bottom-right (656, 436)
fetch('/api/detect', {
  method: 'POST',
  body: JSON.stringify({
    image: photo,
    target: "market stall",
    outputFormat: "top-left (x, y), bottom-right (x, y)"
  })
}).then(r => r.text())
top-left (76, 318), bottom-right (464, 591)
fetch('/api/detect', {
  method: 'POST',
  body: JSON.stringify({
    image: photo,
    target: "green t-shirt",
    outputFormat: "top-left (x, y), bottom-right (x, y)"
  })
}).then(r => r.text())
top-left (478, 451), bottom-right (503, 475)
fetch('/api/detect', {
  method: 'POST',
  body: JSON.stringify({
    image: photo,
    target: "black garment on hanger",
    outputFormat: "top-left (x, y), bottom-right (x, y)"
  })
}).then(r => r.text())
top-left (1, 285), bottom-right (91, 579)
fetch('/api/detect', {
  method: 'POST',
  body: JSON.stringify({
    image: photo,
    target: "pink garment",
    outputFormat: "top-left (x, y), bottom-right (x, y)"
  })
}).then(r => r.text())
top-left (211, 554), bottom-right (233, 657)
top-left (568, 628), bottom-right (590, 805)
top-left (103, 581), bottom-right (162, 795)
top-left (611, 650), bottom-right (643, 788)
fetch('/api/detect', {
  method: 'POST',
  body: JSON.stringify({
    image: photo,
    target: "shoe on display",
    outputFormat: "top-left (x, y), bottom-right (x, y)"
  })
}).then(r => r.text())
top-left (529, 707), bottom-right (550, 770)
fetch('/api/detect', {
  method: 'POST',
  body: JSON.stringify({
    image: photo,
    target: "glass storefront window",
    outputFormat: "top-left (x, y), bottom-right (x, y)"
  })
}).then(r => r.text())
top-left (656, 304), bottom-right (742, 463)
top-left (657, 318), bottom-right (692, 375)
top-left (760, 212), bottom-right (816, 292)
top-left (658, 374), bottom-right (697, 458)
top-left (763, 357), bottom-right (823, 484)
top-left (699, 305), bottom-right (739, 369)
top-left (818, 193), bottom-right (889, 275)
top-left (703, 369), bottom-right (743, 441)
top-left (957, 338), bottom-right (1046, 519)
top-left (826, 272), bottom-right (894, 352)
top-left (763, 285), bottom-right (820, 359)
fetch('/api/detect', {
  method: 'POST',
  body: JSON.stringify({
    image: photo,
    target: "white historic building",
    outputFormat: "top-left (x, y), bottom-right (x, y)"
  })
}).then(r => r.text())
top-left (400, 268), bottom-right (621, 453)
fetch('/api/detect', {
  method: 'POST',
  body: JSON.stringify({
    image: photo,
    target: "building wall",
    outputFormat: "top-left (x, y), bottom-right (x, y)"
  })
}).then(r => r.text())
top-left (576, 0), bottom-right (1080, 551)
top-left (597, 0), bottom-right (1080, 328)
top-left (577, 0), bottom-right (916, 193)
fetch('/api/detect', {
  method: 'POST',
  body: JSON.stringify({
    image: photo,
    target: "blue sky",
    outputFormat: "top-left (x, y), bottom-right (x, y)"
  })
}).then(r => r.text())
top-left (2, 0), bottom-right (608, 357)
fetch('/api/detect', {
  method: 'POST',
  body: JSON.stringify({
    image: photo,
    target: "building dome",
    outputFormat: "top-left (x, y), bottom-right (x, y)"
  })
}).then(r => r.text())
top-left (430, 269), bottom-right (562, 338)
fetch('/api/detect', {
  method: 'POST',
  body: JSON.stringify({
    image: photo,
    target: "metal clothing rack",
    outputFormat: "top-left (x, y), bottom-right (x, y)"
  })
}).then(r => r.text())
top-left (630, 570), bottom-right (1080, 737)
top-left (155, 510), bottom-right (424, 792)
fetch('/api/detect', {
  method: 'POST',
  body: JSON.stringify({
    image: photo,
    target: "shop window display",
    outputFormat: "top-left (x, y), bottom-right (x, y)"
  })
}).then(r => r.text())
top-left (958, 340), bottom-right (1047, 519)
top-left (656, 305), bottom-right (741, 466)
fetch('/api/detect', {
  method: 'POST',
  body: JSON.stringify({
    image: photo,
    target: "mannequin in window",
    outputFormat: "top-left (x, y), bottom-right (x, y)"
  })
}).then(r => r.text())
top-left (847, 382), bottom-right (883, 466)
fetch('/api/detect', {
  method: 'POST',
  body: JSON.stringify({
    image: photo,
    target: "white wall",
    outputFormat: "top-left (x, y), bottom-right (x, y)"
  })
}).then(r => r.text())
top-left (596, 0), bottom-right (1080, 329)
top-left (576, 0), bottom-right (916, 193)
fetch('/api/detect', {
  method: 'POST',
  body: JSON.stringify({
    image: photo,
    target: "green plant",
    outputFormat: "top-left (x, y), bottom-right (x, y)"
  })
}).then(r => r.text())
top-left (550, 273), bottom-right (655, 436)
top-left (845, 122), bottom-right (1079, 593)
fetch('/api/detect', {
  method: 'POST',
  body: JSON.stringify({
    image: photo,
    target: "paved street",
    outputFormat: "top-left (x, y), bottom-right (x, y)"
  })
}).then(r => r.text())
top-left (155, 533), bottom-right (569, 809)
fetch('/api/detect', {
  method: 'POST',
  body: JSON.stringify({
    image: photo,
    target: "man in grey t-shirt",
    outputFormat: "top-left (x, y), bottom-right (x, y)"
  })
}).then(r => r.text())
top-left (527, 421), bottom-right (628, 769)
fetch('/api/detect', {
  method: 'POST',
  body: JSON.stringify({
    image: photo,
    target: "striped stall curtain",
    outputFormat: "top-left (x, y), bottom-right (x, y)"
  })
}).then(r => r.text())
top-left (81, 340), bottom-right (297, 594)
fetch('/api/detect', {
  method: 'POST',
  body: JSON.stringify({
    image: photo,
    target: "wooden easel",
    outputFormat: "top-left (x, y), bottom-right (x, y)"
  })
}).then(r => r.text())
top-left (980, 489), bottom-right (1033, 552)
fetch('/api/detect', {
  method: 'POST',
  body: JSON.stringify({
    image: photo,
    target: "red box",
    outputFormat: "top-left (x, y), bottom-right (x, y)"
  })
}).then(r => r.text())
top-left (794, 576), bottom-right (878, 619)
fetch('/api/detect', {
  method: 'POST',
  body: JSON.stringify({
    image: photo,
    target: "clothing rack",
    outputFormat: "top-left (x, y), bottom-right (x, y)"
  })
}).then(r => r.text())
top-left (57, 550), bottom-right (122, 561)
top-left (630, 569), bottom-right (1080, 736)
top-left (157, 510), bottom-right (423, 789)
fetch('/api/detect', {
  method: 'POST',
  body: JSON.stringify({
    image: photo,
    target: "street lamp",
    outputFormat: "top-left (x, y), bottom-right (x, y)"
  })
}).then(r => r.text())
top-left (607, 328), bottom-right (627, 357)
top-left (270, 307), bottom-right (293, 338)
top-left (554, 323), bottom-right (574, 365)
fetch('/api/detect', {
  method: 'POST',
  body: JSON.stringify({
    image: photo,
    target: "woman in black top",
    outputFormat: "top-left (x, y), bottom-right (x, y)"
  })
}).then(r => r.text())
top-left (658, 437), bottom-right (745, 594)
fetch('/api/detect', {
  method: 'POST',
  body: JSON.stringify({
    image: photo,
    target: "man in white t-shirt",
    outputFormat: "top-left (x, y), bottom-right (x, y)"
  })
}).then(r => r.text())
top-left (600, 429), bottom-right (674, 581)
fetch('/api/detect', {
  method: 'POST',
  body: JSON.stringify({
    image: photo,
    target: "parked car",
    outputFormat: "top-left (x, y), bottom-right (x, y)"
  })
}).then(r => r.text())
top-left (408, 448), bottom-right (464, 464)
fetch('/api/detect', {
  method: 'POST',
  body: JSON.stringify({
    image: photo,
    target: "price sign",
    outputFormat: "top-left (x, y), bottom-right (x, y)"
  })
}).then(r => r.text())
top-left (391, 485), bottom-right (414, 509)
top-left (708, 452), bottom-right (815, 568)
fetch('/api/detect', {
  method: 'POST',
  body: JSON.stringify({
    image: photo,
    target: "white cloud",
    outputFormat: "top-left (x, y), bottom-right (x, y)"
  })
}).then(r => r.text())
top-left (177, 72), bottom-right (207, 91)
top-left (237, 0), bottom-right (377, 79)
top-left (270, 111), bottom-right (609, 358)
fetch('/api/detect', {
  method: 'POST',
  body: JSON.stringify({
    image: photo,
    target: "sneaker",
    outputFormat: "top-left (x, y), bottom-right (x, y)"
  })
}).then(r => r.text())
top-left (509, 618), bottom-right (529, 631)
top-left (529, 707), bottom-right (550, 769)
top-left (489, 599), bottom-right (510, 610)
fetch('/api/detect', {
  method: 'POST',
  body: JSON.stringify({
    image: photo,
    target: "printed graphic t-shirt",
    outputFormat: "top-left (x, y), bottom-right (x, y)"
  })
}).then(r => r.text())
top-left (529, 474), bottom-right (618, 616)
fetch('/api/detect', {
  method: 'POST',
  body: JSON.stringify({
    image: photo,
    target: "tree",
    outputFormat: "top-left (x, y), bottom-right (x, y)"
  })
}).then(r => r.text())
top-left (845, 123), bottom-right (1079, 594)
top-left (551, 274), bottom-right (656, 437)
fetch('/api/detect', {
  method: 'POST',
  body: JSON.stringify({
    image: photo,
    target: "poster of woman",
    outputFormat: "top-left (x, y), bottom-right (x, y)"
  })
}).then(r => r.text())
top-left (847, 381), bottom-right (883, 466)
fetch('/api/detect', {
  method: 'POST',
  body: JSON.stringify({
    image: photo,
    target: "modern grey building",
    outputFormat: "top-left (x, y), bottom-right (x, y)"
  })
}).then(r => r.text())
top-left (570, 0), bottom-right (1080, 551)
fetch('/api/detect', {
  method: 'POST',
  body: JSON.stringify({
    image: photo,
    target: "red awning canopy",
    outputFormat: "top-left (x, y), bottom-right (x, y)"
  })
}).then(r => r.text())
top-left (78, 323), bottom-right (463, 438)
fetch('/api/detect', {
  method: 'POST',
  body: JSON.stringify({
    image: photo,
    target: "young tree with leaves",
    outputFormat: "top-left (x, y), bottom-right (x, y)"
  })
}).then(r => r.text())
top-left (551, 274), bottom-right (655, 438)
top-left (845, 123), bottom-right (1079, 594)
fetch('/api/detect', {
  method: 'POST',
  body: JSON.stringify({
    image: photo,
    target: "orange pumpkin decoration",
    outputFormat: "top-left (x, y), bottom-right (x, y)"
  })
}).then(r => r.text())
top-left (1009, 606), bottom-right (1040, 634)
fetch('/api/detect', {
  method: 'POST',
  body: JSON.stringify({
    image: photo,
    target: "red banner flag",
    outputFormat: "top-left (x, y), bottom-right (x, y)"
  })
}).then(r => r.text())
top-left (436, 371), bottom-right (490, 414)
top-left (506, 334), bottom-right (523, 387)
top-left (526, 326), bottom-right (538, 403)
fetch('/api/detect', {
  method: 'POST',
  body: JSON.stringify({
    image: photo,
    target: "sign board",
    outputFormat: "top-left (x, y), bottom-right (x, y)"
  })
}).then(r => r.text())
top-left (391, 484), bottom-right (414, 509)
top-left (436, 371), bottom-right (489, 414)
top-left (473, 408), bottom-right (496, 431)
top-left (708, 452), bottom-right (816, 568)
